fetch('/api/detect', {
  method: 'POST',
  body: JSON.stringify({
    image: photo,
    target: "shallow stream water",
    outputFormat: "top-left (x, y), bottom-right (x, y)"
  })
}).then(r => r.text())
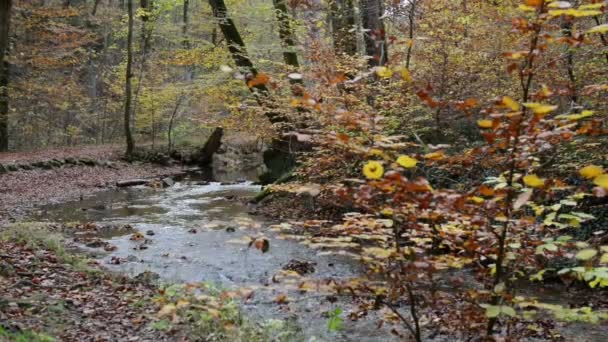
top-left (35, 174), bottom-right (397, 341)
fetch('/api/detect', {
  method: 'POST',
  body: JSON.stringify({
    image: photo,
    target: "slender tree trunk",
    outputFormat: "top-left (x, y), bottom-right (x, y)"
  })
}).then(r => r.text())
top-left (593, 16), bottom-right (608, 64)
top-left (182, 0), bottom-right (190, 48)
top-left (405, 0), bottom-right (417, 69)
top-left (561, 19), bottom-right (578, 108)
top-left (360, 0), bottom-right (388, 66)
top-left (124, 0), bottom-right (135, 157)
top-left (0, 0), bottom-right (11, 152)
top-left (167, 95), bottom-right (184, 153)
top-left (272, 0), bottom-right (300, 70)
top-left (132, 0), bottom-right (154, 133)
top-left (92, 0), bottom-right (101, 15)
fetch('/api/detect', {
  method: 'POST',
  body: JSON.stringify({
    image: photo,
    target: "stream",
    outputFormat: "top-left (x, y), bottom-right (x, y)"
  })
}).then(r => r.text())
top-left (34, 173), bottom-right (395, 341)
top-left (33, 173), bottom-right (606, 341)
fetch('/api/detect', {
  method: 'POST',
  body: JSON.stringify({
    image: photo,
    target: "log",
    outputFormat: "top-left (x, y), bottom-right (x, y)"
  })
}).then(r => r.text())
top-left (116, 179), bottom-right (148, 187)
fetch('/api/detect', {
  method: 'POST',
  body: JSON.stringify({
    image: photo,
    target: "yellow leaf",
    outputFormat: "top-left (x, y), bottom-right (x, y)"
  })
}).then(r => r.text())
top-left (518, 4), bottom-right (537, 11)
top-left (376, 66), bottom-right (393, 79)
top-left (157, 304), bottom-right (176, 317)
top-left (363, 161), bottom-right (384, 179)
top-left (396, 155), bottom-right (417, 168)
top-left (394, 67), bottom-right (412, 82)
top-left (579, 4), bottom-right (603, 10)
top-left (363, 247), bottom-right (393, 259)
top-left (502, 96), bottom-right (521, 111)
top-left (549, 9), bottom-right (602, 17)
top-left (477, 119), bottom-right (494, 128)
top-left (588, 24), bottom-right (608, 34)
top-left (554, 110), bottom-right (594, 121)
top-left (176, 300), bottom-right (190, 309)
top-left (523, 174), bottom-right (545, 188)
top-left (600, 253), bottom-right (608, 265)
top-left (579, 165), bottom-right (604, 179)
top-left (469, 196), bottom-right (485, 204)
top-left (593, 174), bottom-right (608, 189)
top-left (522, 103), bottom-right (558, 115)
top-left (424, 151), bottom-right (445, 161)
top-left (368, 148), bottom-right (386, 158)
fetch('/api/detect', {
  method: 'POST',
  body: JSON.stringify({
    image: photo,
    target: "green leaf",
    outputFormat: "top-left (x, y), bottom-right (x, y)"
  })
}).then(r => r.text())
top-left (576, 249), bottom-right (598, 261)
top-left (501, 306), bottom-right (517, 317)
top-left (483, 305), bottom-right (501, 318)
top-left (327, 308), bottom-right (343, 331)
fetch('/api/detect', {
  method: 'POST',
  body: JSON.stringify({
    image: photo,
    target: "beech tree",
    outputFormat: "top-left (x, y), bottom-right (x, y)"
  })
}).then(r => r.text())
top-left (0, 0), bottom-right (11, 151)
top-left (124, 0), bottom-right (135, 156)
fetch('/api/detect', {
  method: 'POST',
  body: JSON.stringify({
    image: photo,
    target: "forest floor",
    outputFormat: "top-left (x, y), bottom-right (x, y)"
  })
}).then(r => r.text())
top-left (0, 145), bottom-right (184, 224)
top-left (0, 146), bottom-right (189, 341)
top-left (0, 234), bottom-right (175, 341)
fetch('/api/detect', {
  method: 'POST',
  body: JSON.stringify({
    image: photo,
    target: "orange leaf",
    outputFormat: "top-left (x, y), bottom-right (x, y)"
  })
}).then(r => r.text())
top-left (247, 73), bottom-right (270, 88)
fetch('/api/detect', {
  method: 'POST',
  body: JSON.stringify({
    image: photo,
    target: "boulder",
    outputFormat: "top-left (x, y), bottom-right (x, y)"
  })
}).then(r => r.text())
top-left (161, 177), bottom-right (175, 187)
top-left (192, 127), bottom-right (224, 166)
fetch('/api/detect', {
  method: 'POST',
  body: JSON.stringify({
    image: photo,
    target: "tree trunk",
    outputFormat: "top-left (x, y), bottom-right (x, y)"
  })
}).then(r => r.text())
top-left (330, 0), bottom-right (357, 56)
top-left (124, 0), bottom-right (135, 157)
top-left (208, 0), bottom-right (283, 121)
top-left (208, 0), bottom-right (265, 91)
top-left (182, 0), bottom-right (190, 48)
top-left (360, 0), bottom-right (387, 66)
top-left (0, 0), bottom-right (11, 152)
top-left (92, 0), bottom-right (101, 15)
top-left (132, 0), bottom-right (154, 133)
top-left (272, 0), bottom-right (300, 71)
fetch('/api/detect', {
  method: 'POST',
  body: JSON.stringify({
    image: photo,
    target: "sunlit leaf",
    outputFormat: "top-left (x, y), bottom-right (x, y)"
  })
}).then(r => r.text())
top-left (477, 119), bottom-right (494, 129)
top-left (396, 155), bottom-right (417, 168)
top-left (522, 103), bottom-right (558, 115)
top-left (575, 249), bottom-right (597, 261)
top-left (502, 96), bottom-right (521, 111)
top-left (579, 165), bottom-right (604, 179)
top-left (469, 196), bottom-right (485, 204)
top-left (482, 305), bottom-right (501, 318)
top-left (549, 9), bottom-right (603, 17)
top-left (594, 174), bottom-right (608, 190)
top-left (501, 306), bottom-right (517, 317)
top-left (523, 174), bottom-right (545, 188)
top-left (424, 151), bottom-right (445, 161)
top-left (376, 66), bottom-right (393, 79)
top-left (587, 24), bottom-right (608, 34)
